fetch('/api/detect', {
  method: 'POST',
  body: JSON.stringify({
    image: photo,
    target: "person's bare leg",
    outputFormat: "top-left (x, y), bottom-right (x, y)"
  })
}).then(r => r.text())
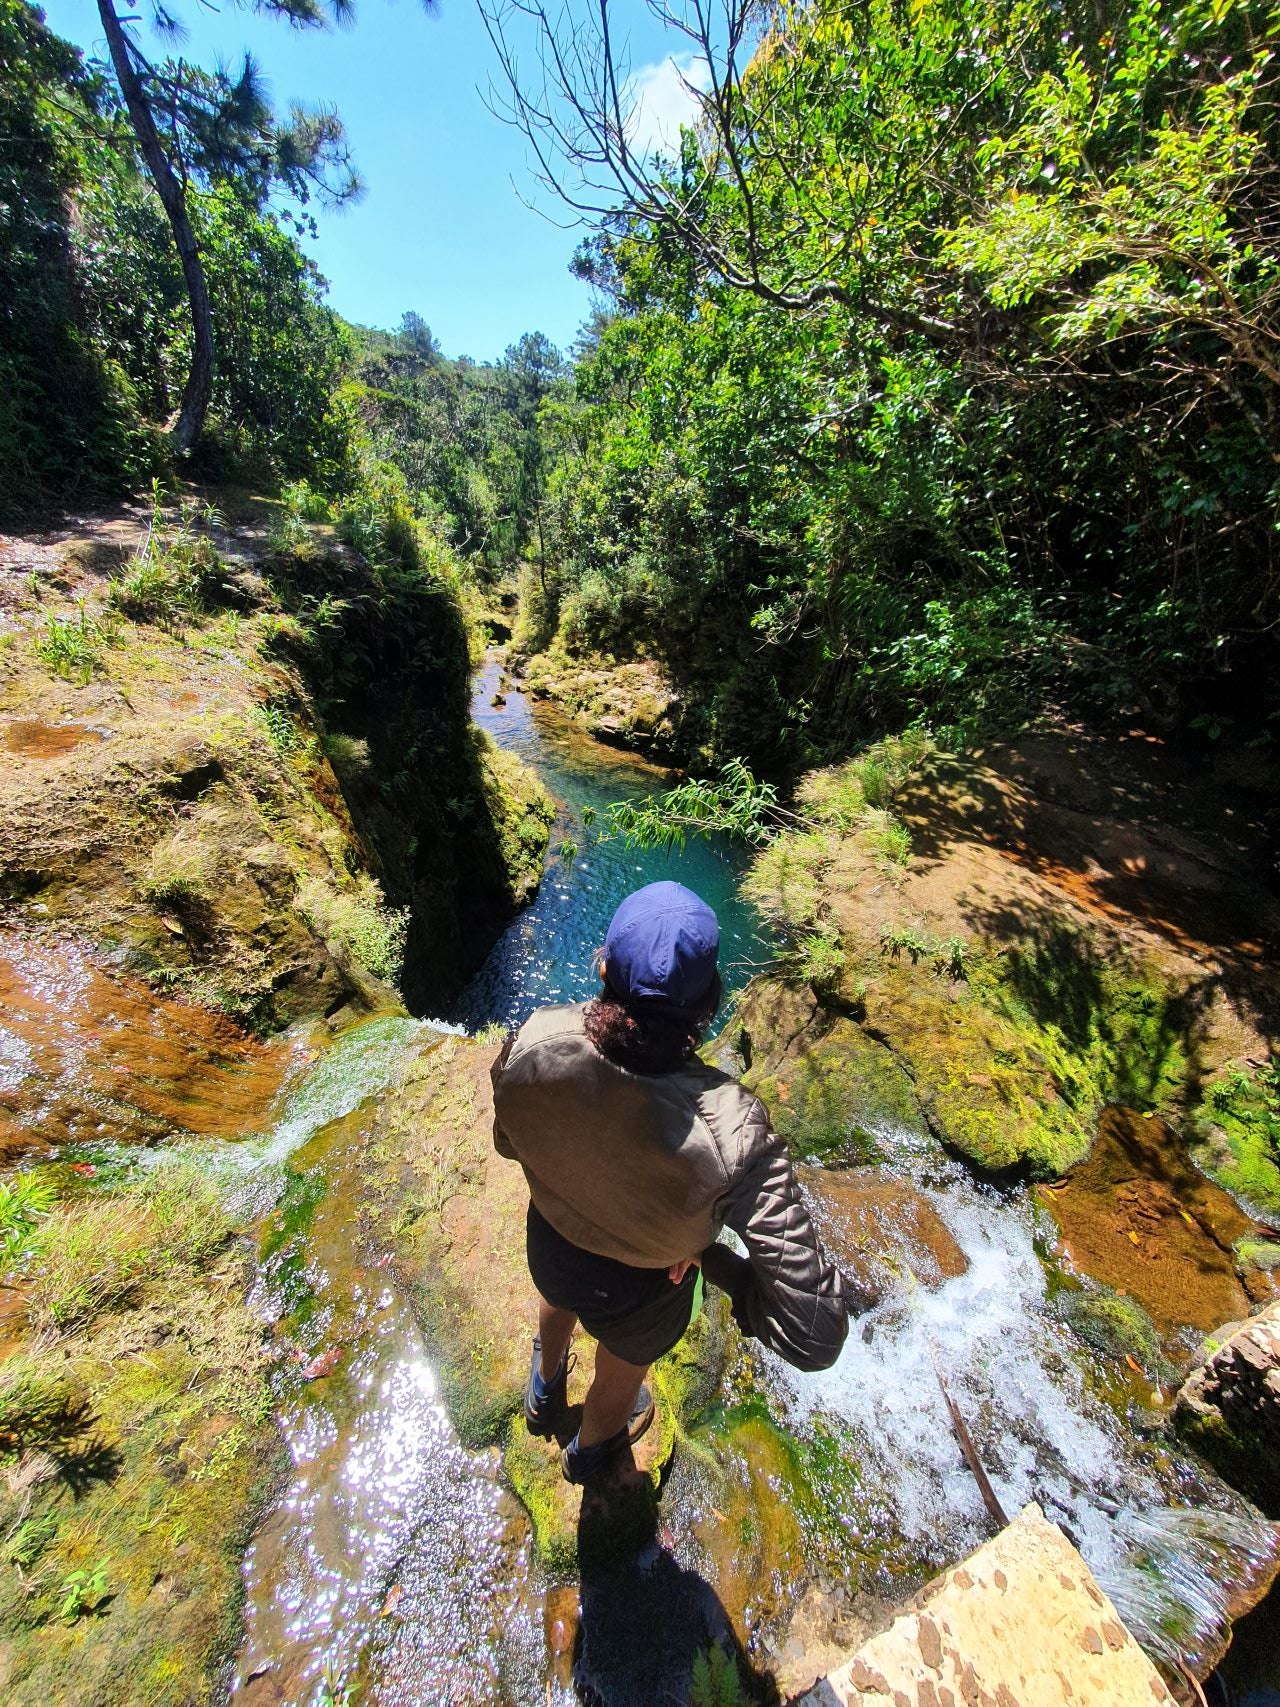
top-left (538, 1298), bottom-right (577, 1381)
top-left (579, 1343), bottom-right (649, 1447)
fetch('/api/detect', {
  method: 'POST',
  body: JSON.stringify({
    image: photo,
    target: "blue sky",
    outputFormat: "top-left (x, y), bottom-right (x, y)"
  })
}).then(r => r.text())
top-left (42, 0), bottom-right (701, 363)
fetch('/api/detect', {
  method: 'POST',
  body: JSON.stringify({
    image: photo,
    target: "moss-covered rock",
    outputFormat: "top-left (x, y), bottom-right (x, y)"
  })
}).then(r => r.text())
top-left (1060, 1282), bottom-right (1161, 1367)
top-left (519, 645), bottom-right (685, 761)
top-left (734, 731), bottom-right (1279, 1183)
top-left (740, 1009), bottom-right (927, 1165)
top-left (476, 732), bottom-right (555, 910)
top-left (1188, 1063), bottom-right (1280, 1222)
top-left (1235, 1235), bottom-right (1280, 1275)
top-left (2, 498), bottom-right (551, 1044)
top-left (0, 1166), bottom-right (281, 1706)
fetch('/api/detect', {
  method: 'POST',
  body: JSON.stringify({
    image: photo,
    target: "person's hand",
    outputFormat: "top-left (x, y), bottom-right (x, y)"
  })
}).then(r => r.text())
top-left (668, 1257), bottom-right (699, 1285)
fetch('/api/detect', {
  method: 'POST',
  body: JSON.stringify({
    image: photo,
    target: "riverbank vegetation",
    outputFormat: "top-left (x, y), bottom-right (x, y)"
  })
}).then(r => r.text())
top-left (490, 0), bottom-right (1280, 772)
top-left (9, 0), bottom-right (1278, 774)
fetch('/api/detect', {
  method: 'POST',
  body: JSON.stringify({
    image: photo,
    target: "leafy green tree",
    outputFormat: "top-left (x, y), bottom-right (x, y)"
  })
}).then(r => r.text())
top-left (493, 0), bottom-right (1280, 762)
top-left (0, 0), bottom-right (158, 517)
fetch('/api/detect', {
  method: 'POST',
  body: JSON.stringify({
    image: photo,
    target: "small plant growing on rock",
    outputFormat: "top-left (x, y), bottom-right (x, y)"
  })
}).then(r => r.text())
top-left (317, 1661), bottom-right (356, 1707)
top-left (0, 1171), bottom-right (56, 1268)
top-left (59, 1557), bottom-right (110, 1622)
top-left (935, 935), bottom-right (970, 980)
top-left (5, 1511), bottom-right (57, 1571)
top-left (256, 697), bottom-right (304, 755)
top-left (864, 811), bottom-right (912, 867)
top-left (322, 732), bottom-right (371, 779)
top-left (109, 483), bottom-right (228, 628)
top-left (295, 874), bottom-right (408, 984)
top-left (689, 1643), bottom-right (746, 1707)
top-left (790, 926), bottom-right (847, 995)
top-left (880, 924), bottom-right (932, 964)
top-left (140, 837), bottom-right (215, 909)
top-left (33, 602), bottom-right (115, 685)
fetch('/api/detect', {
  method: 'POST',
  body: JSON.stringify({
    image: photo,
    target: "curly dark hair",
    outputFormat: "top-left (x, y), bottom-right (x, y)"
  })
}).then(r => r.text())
top-left (583, 973), bottom-right (723, 1074)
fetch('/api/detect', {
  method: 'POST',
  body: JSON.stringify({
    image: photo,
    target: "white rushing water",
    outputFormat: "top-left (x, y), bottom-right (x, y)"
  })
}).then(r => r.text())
top-left (767, 1140), bottom-right (1278, 1672)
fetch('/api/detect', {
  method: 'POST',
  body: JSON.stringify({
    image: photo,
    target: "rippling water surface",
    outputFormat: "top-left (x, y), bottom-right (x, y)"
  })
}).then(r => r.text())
top-left (447, 658), bottom-right (768, 1029)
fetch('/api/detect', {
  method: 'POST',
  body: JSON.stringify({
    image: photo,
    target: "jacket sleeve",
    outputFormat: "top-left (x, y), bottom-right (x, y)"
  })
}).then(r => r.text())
top-left (703, 1104), bottom-right (870, 1372)
top-left (489, 1032), bottom-right (517, 1160)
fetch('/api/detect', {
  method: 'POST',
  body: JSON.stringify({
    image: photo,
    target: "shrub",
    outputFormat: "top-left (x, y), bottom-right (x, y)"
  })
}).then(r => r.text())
top-left (294, 872), bottom-right (408, 984)
top-left (742, 833), bottom-right (828, 936)
top-left (512, 557), bottom-right (559, 655)
top-left (559, 556), bottom-right (674, 658)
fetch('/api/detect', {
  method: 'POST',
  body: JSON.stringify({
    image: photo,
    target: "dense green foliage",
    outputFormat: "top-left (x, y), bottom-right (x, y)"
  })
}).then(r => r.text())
top-left (0, 0), bottom-right (561, 586)
top-left (525, 0), bottom-right (1280, 765)
top-left (0, 0), bottom-right (359, 515)
top-left (347, 320), bottom-right (568, 574)
top-left (9, 0), bottom-right (1280, 770)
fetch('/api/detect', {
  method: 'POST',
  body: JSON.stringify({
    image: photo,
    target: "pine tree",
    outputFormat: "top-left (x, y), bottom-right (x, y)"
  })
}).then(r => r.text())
top-left (95, 0), bottom-right (430, 453)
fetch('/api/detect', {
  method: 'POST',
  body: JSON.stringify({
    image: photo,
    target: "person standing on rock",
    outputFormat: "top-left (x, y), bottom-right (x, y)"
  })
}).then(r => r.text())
top-left (490, 879), bottom-right (855, 1486)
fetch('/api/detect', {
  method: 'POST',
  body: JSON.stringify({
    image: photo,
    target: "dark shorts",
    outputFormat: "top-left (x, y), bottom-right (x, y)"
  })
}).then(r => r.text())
top-left (525, 1202), bottom-right (698, 1366)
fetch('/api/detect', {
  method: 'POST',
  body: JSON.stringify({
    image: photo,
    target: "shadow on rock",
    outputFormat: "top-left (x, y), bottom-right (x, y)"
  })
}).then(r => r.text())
top-left (572, 1454), bottom-right (779, 1706)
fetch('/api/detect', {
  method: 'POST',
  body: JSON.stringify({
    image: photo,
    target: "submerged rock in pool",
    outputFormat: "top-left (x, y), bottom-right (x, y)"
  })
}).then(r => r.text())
top-left (799, 1164), bottom-right (969, 1293)
top-left (1039, 1106), bottom-right (1269, 1340)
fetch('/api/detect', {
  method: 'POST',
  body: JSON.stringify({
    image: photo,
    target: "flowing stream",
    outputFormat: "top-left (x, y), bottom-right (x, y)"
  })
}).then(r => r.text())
top-left (149, 658), bottom-right (1278, 1702)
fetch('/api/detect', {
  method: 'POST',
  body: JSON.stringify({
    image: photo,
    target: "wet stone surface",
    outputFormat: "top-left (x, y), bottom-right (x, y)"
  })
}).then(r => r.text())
top-left (1039, 1106), bottom-right (1269, 1340)
top-left (0, 931), bottom-right (296, 1158)
top-left (234, 1106), bottom-right (545, 1706)
top-left (1, 716), bottom-right (109, 757)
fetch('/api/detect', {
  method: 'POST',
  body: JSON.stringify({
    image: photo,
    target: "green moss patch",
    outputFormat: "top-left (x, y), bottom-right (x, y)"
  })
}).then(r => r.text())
top-left (1060, 1281), bottom-right (1160, 1367)
top-left (476, 732), bottom-right (555, 908)
top-left (1189, 1061), bottom-right (1280, 1221)
top-left (1235, 1235), bottom-right (1280, 1274)
top-left (743, 1017), bottom-right (925, 1164)
top-left (0, 1164), bottom-right (280, 1706)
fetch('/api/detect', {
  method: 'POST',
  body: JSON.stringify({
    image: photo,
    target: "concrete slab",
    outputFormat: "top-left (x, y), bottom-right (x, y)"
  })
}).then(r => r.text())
top-left (795, 1504), bottom-right (1176, 1706)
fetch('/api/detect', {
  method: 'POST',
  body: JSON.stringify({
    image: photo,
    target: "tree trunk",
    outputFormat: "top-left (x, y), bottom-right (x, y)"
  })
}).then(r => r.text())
top-left (97, 0), bottom-right (213, 454)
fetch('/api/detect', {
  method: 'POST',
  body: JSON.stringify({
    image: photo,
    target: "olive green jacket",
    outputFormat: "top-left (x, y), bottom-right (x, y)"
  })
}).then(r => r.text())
top-left (491, 1002), bottom-right (854, 1372)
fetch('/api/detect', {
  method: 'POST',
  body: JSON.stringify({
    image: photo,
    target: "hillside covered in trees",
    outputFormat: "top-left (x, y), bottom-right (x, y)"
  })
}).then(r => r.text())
top-left (6, 0), bottom-right (1278, 780)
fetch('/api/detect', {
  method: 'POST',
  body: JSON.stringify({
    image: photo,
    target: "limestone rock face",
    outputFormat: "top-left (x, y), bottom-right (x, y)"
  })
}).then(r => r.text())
top-left (795, 1505), bottom-right (1176, 1707)
top-left (1175, 1301), bottom-right (1280, 1516)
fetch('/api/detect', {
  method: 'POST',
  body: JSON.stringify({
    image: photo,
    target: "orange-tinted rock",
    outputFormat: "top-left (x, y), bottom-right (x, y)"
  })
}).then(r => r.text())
top-left (1040, 1107), bottom-right (1260, 1335)
top-left (0, 933), bottom-right (295, 1157)
top-left (800, 1165), bottom-right (969, 1294)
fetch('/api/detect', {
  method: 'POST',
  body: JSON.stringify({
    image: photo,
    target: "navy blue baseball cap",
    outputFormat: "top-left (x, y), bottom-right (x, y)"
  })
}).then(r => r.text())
top-left (603, 881), bottom-right (720, 1010)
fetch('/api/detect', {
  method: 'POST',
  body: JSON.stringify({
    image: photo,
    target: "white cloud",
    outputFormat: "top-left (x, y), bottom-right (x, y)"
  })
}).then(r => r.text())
top-left (624, 52), bottom-right (712, 159)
